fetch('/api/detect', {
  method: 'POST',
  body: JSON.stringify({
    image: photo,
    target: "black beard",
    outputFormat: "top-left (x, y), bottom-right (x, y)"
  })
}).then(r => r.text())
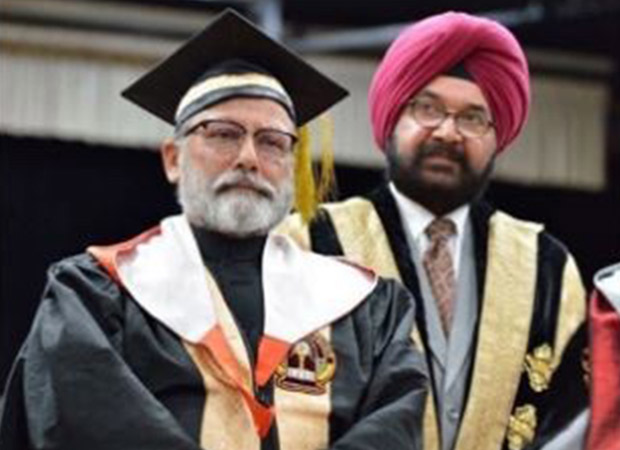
top-left (386, 138), bottom-right (495, 216)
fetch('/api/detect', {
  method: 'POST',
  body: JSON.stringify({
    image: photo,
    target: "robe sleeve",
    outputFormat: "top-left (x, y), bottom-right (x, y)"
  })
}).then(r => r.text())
top-left (0, 255), bottom-right (202, 450)
top-left (329, 279), bottom-right (428, 450)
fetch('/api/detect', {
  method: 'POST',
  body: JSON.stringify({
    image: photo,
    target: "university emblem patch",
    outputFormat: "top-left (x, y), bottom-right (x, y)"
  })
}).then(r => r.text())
top-left (275, 332), bottom-right (336, 395)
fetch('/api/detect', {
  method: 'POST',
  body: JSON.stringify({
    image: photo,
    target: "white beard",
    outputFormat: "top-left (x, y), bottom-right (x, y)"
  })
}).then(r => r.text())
top-left (177, 153), bottom-right (293, 237)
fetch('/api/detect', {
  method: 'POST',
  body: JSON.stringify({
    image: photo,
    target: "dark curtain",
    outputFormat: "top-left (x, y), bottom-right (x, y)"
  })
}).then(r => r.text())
top-left (0, 134), bottom-right (178, 388)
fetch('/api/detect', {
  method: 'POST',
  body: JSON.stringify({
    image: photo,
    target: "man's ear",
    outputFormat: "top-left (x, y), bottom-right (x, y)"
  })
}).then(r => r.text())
top-left (161, 137), bottom-right (181, 184)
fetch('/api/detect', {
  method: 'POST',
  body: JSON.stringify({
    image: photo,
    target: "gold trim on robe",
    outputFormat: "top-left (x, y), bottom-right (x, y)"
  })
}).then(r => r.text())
top-left (454, 211), bottom-right (541, 449)
top-left (185, 343), bottom-right (261, 450)
top-left (553, 255), bottom-right (586, 369)
top-left (185, 269), bottom-right (261, 450)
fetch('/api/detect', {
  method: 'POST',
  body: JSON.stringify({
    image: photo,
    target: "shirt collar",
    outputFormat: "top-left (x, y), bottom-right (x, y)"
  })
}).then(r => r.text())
top-left (388, 182), bottom-right (470, 241)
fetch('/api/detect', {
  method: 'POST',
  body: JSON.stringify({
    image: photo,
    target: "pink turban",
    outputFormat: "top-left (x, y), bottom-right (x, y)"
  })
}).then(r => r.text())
top-left (368, 12), bottom-right (530, 152)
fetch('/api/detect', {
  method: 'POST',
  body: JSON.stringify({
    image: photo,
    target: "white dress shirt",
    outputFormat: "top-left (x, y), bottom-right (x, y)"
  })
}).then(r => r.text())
top-left (389, 182), bottom-right (470, 277)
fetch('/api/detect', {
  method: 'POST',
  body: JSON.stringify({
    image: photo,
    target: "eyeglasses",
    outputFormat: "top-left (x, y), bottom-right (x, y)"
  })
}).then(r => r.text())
top-left (183, 119), bottom-right (298, 161)
top-left (406, 97), bottom-right (494, 138)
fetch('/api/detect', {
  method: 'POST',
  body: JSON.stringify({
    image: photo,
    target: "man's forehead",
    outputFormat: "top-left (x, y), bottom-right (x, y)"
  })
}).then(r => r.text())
top-left (418, 75), bottom-right (491, 111)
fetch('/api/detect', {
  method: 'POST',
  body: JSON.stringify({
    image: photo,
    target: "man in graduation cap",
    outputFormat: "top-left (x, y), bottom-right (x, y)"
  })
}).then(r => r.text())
top-left (278, 12), bottom-right (588, 450)
top-left (0, 10), bottom-right (428, 450)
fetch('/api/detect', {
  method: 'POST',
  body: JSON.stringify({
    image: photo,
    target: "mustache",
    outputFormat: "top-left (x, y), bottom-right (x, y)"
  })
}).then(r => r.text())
top-left (416, 141), bottom-right (466, 165)
top-left (212, 171), bottom-right (276, 199)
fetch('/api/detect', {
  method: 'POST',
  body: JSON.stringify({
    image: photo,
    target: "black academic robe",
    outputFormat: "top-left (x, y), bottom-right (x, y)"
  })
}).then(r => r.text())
top-left (277, 185), bottom-right (589, 450)
top-left (0, 215), bottom-right (428, 450)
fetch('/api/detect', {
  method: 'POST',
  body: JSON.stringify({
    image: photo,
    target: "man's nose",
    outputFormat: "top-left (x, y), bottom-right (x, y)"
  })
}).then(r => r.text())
top-left (233, 136), bottom-right (260, 170)
top-left (431, 115), bottom-right (463, 143)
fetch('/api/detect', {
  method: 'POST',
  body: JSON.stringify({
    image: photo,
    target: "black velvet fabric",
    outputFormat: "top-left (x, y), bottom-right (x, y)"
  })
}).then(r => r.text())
top-left (191, 226), bottom-right (266, 363)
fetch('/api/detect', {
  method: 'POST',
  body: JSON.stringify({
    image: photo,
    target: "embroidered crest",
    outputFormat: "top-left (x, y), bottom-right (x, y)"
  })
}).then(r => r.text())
top-left (524, 343), bottom-right (555, 392)
top-left (506, 404), bottom-right (537, 450)
top-left (275, 333), bottom-right (336, 395)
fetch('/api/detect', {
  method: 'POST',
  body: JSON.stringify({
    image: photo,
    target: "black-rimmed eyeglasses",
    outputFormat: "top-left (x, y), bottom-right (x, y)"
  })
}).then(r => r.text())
top-left (182, 119), bottom-right (298, 161)
top-left (406, 97), bottom-right (494, 138)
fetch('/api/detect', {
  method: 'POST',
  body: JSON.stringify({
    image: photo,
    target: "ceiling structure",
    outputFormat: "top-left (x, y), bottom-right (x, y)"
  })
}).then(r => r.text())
top-left (123, 0), bottom-right (620, 56)
top-left (2, 0), bottom-right (619, 59)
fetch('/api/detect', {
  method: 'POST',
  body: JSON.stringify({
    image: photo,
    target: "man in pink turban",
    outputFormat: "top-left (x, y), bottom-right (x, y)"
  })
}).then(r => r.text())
top-left (279, 11), bottom-right (588, 450)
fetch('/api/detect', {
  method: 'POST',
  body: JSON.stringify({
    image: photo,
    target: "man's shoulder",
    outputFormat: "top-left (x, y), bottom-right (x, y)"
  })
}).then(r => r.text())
top-left (321, 195), bottom-right (376, 215)
top-left (486, 208), bottom-right (585, 317)
top-left (45, 251), bottom-right (126, 305)
top-left (49, 252), bottom-right (109, 280)
top-left (27, 252), bottom-right (130, 346)
top-left (49, 219), bottom-right (165, 282)
top-left (279, 195), bottom-right (373, 228)
top-left (281, 236), bottom-right (414, 316)
top-left (490, 207), bottom-right (572, 256)
top-left (484, 206), bottom-right (543, 232)
top-left (276, 195), bottom-right (375, 250)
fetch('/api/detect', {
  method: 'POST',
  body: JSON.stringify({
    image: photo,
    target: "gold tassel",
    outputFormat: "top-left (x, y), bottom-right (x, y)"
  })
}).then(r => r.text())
top-left (294, 125), bottom-right (317, 223)
top-left (317, 114), bottom-right (336, 203)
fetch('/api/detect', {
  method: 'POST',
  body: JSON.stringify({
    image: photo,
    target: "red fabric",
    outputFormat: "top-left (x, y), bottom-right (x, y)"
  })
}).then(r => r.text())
top-left (368, 11), bottom-right (530, 152)
top-left (255, 336), bottom-right (291, 387)
top-left (201, 326), bottom-right (274, 438)
top-left (588, 289), bottom-right (620, 450)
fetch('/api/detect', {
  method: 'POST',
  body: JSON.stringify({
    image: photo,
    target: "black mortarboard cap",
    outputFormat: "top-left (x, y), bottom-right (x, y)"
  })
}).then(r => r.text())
top-left (121, 9), bottom-right (348, 127)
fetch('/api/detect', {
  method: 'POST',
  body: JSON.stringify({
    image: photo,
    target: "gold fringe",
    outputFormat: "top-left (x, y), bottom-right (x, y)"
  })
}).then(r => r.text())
top-left (293, 115), bottom-right (337, 223)
top-left (294, 125), bottom-right (317, 224)
top-left (317, 114), bottom-right (336, 203)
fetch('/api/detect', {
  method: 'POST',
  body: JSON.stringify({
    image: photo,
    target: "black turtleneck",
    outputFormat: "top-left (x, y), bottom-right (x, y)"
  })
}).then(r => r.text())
top-left (191, 226), bottom-right (266, 364)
